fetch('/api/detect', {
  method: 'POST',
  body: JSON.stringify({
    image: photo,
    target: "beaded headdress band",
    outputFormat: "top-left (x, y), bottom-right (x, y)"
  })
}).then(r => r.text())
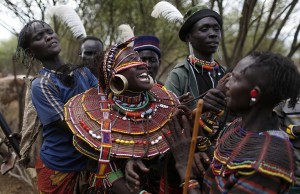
top-left (102, 37), bottom-right (146, 92)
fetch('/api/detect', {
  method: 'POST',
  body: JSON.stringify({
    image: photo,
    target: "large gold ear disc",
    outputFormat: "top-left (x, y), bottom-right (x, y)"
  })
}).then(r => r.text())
top-left (149, 75), bottom-right (154, 86)
top-left (109, 74), bottom-right (128, 95)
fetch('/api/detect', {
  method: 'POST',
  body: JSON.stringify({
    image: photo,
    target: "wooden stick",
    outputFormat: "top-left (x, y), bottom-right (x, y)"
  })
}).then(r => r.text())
top-left (183, 99), bottom-right (203, 194)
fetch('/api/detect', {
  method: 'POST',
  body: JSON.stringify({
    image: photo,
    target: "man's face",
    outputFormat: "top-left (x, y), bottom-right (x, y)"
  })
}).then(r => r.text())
top-left (80, 39), bottom-right (103, 62)
top-left (80, 39), bottom-right (103, 76)
top-left (186, 17), bottom-right (221, 55)
top-left (138, 50), bottom-right (160, 79)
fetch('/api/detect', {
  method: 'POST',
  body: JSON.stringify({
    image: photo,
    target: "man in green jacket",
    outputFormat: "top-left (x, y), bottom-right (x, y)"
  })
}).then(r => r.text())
top-left (165, 6), bottom-right (225, 109)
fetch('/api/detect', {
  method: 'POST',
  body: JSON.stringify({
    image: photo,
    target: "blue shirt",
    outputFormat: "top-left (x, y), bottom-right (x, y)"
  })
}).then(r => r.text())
top-left (31, 67), bottom-right (98, 172)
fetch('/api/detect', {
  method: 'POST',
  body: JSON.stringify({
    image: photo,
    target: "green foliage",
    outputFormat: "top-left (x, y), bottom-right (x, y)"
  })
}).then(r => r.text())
top-left (0, 37), bottom-right (27, 75)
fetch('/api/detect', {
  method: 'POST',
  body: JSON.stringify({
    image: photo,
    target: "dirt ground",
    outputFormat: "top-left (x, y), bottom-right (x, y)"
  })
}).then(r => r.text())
top-left (0, 77), bottom-right (36, 194)
top-left (0, 172), bottom-right (36, 194)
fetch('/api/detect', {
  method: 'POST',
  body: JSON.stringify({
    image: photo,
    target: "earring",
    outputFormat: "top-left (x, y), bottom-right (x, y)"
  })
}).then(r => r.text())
top-left (109, 74), bottom-right (128, 95)
top-left (149, 75), bottom-right (154, 85)
top-left (188, 42), bottom-right (194, 56)
top-left (250, 89), bottom-right (258, 105)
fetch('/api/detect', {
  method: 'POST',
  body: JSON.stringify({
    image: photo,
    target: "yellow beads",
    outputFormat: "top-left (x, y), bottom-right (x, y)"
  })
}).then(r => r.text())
top-left (114, 138), bottom-right (135, 144)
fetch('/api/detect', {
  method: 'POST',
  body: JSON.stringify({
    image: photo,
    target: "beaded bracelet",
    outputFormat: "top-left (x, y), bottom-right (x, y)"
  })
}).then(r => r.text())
top-left (217, 109), bottom-right (224, 117)
top-left (196, 136), bottom-right (211, 152)
top-left (199, 118), bottom-right (213, 133)
top-left (106, 169), bottom-right (124, 185)
top-left (286, 125), bottom-right (299, 139)
top-left (179, 179), bottom-right (200, 190)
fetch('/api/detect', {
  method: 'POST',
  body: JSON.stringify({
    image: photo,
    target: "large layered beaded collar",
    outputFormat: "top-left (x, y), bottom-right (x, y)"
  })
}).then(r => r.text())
top-left (65, 84), bottom-right (179, 159)
top-left (211, 118), bottom-right (295, 184)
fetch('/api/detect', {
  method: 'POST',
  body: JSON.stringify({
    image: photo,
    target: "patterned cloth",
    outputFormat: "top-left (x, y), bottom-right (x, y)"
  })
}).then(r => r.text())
top-left (202, 117), bottom-right (295, 194)
top-left (36, 157), bottom-right (80, 194)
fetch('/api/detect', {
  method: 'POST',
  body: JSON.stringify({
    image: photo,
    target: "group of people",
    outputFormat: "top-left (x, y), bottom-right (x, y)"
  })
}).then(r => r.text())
top-left (13, 3), bottom-right (300, 194)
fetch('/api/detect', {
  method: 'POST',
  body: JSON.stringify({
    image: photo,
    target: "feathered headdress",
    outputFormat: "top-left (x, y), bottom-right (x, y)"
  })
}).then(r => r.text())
top-left (117, 24), bottom-right (135, 46)
top-left (45, 5), bottom-right (86, 40)
top-left (151, 1), bottom-right (183, 24)
top-left (151, 1), bottom-right (222, 41)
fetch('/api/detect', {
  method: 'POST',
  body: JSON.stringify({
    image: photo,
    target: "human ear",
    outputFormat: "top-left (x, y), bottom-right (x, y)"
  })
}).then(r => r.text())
top-left (185, 33), bottom-right (192, 42)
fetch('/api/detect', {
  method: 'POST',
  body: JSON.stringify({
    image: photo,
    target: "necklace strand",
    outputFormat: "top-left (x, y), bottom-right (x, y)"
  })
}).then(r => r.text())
top-left (188, 55), bottom-right (219, 70)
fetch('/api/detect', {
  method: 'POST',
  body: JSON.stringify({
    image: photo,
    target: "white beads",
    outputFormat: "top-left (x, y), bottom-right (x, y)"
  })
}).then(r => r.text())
top-left (158, 104), bottom-right (168, 108)
top-left (89, 130), bottom-right (102, 140)
top-left (150, 135), bottom-right (162, 145)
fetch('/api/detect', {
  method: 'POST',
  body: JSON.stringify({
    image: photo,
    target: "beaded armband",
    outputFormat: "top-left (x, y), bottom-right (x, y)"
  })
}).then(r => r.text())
top-left (286, 125), bottom-right (299, 139)
top-left (199, 110), bottom-right (224, 135)
top-left (106, 169), bottom-right (124, 185)
top-left (196, 136), bottom-right (211, 152)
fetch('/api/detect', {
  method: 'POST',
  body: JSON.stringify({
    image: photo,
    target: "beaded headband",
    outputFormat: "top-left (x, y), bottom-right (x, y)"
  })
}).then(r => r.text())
top-left (102, 37), bottom-right (146, 92)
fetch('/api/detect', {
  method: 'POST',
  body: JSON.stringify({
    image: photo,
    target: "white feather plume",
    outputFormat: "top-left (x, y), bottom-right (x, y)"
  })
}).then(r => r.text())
top-left (151, 1), bottom-right (184, 23)
top-left (117, 24), bottom-right (134, 46)
top-left (45, 5), bottom-right (86, 40)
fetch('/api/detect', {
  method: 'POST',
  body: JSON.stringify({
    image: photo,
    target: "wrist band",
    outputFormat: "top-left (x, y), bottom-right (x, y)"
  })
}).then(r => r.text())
top-left (217, 109), bottom-right (224, 117)
top-left (196, 136), bottom-right (211, 152)
top-left (199, 118), bottom-right (213, 133)
top-left (106, 169), bottom-right (124, 185)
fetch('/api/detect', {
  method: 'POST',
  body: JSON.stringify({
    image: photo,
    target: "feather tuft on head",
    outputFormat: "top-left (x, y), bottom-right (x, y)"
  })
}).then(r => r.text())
top-left (45, 5), bottom-right (86, 40)
top-left (151, 1), bottom-right (183, 23)
top-left (117, 24), bottom-right (135, 47)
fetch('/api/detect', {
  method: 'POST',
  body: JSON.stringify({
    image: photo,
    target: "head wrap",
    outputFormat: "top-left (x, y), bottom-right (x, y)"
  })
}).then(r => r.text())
top-left (179, 6), bottom-right (222, 41)
top-left (101, 37), bottom-right (146, 92)
top-left (133, 35), bottom-right (161, 58)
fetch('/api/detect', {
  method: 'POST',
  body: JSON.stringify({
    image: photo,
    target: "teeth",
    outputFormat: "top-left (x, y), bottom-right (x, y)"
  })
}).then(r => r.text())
top-left (138, 72), bottom-right (148, 78)
top-left (139, 77), bottom-right (149, 81)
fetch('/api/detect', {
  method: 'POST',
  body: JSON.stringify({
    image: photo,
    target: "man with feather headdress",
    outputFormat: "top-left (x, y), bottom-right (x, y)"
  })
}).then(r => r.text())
top-left (151, 1), bottom-right (225, 110)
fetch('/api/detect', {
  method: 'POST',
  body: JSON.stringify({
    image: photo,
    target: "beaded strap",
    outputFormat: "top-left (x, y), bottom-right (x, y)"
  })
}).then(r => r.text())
top-left (94, 93), bottom-right (112, 181)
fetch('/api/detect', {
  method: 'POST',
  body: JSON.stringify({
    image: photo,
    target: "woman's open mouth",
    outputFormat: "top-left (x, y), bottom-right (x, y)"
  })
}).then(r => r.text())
top-left (137, 72), bottom-right (150, 82)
